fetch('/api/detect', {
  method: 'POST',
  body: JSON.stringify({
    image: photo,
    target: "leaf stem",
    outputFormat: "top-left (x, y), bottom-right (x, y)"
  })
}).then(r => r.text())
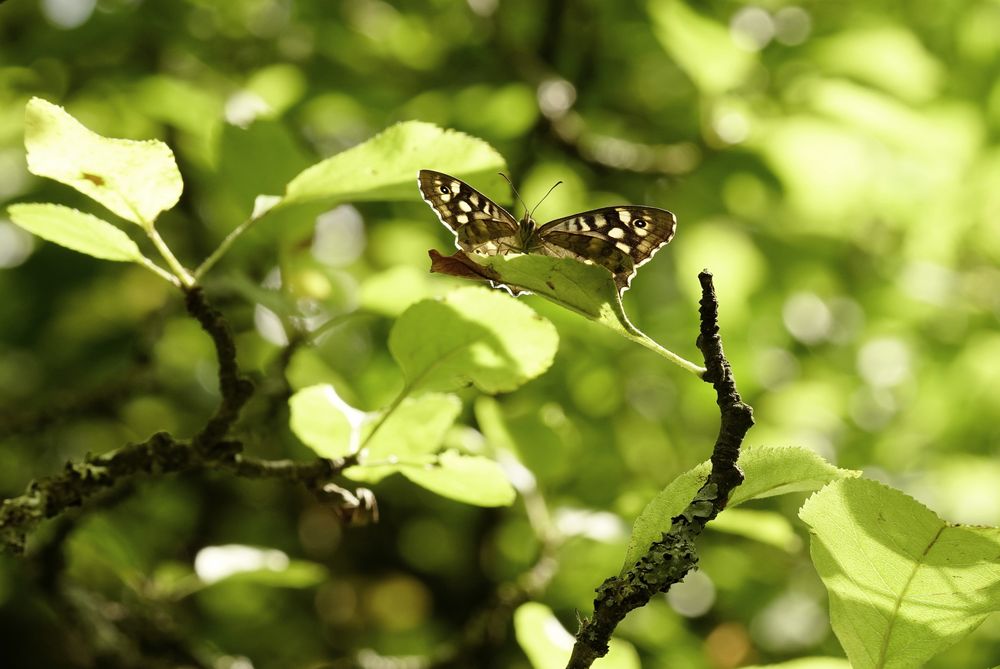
top-left (194, 214), bottom-right (256, 280)
top-left (146, 226), bottom-right (195, 287)
top-left (358, 384), bottom-right (411, 453)
top-left (137, 256), bottom-right (182, 287)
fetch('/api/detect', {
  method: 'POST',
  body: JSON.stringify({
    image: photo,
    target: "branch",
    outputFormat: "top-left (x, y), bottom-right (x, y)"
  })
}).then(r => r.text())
top-left (566, 270), bottom-right (754, 668)
top-left (0, 287), bottom-right (376, 554)
top-left (0, 431), bottom-right (362, 554)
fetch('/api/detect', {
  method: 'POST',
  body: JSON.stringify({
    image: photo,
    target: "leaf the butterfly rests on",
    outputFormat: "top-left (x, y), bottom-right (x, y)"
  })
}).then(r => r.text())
top-left (418, 169), bottom-right (676, 293)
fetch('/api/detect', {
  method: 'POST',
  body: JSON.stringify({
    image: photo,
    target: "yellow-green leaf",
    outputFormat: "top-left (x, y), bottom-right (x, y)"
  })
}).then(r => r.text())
top-left (7, 203), bottom-right (146, 263)
top-left (24, 97), bottom-right (183, 228)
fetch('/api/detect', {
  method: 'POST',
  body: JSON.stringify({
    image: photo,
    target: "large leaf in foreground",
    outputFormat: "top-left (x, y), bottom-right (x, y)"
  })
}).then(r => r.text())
top-left (282, 121), bottom-right (507, 206)
top-left (621, 446), bottom-right (858, 572)
top-left (389, 286), bottom-right (558, 394)
top-left (24, 97), bottom-right (182, 228)
top-left (800, 478), bottom-right (1000, 669)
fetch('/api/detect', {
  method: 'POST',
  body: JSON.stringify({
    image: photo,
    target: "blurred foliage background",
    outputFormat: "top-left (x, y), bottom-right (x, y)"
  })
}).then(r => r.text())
top-left (1, 0), bottom-right (999, 668)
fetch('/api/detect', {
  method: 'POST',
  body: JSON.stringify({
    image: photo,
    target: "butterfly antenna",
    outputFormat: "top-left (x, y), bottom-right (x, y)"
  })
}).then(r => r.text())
top-left (499, 173), bottom-right (531, 218)
top-left (529, 180), bottom-right (563, 220)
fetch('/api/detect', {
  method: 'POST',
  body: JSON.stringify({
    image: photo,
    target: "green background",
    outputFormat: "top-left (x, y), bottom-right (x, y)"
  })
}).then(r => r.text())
top-left (1, 1), bottom-right (998, 667)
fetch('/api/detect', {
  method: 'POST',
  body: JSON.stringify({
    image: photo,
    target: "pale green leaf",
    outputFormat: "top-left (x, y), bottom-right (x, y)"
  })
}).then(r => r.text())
top-left (364, 393), bottom-right (462, 461)
top-left (514, 602), bottom-right (640, 669)
top-left (740, 659), bottom-right (852, 669)
top-left (282, 121), bottom-right (506, 207)
top-left (359, 265), bottom-right (437, 317)
top-left (708, 508), bottom-right (802, 552)
top-left (7, 203), bottom-right (146, 263)
top-left (210, 560), bottom-right (327, 589)
top-left (389, 286), bottom-right (558, 394)
top-left (24, 97), bottom-right (183, 228)
top-left (398, 450), bottom-right (515, 507)
top-left (621, 446), bottom-right (859, 572)
top-left (434, 253), bottom-right (705, 375)
top-left (800, 478), bottom-right (1000, 669)
top-left (288, 384), bottom-right (365, 459)
top-left (192, 545), bottom-right (326, 590)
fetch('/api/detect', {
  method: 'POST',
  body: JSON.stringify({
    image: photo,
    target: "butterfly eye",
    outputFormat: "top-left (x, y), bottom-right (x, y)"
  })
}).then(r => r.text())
top-left (439, 185), bottom-right (451, 194)
top-left (634, 219), bottom-right (647, 228)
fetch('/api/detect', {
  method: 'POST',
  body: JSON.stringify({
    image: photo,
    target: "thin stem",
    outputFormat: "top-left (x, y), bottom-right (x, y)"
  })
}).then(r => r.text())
top-left (623, 329), bottom-right (706, 377)
top-left (147, 227), bottom-right (195, 287)
top-left (194, 214), bottom-right (256, 280)
top-left (137, 256), bottom-right (182, 287)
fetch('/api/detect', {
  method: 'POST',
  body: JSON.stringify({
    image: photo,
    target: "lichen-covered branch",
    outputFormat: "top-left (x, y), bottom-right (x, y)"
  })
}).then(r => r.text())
top-left (0, 287), bottom-right (367, 555)
top-left (567, 270), bottom-right (754, 668)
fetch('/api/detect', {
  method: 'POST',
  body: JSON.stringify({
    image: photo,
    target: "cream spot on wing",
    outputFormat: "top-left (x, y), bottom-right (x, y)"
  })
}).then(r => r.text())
top-left (615, 241), bottom-right (632, 254)
top-left (469, 193), bottom-right (479, 206)
top-left (593, 215), bottom-right (607, 228)
top-left (607, 227), bottom-right (626, 240)
top-left (456, 214), bottom-right (469, 224)
top-left (633, 226), bottom-right (648, 237)
top-left (440, 192), bottom-right (452, 202)
top-left (458, 200), bottom-right (472, 212)
top-left (576, 218), bottom-right (591, 231)
top-left (617, 209), bottom-right (631, 223)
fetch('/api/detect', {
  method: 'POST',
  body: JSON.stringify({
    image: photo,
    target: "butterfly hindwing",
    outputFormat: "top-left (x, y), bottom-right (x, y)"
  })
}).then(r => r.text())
top-left (417, 170), bottom-right (520, 256)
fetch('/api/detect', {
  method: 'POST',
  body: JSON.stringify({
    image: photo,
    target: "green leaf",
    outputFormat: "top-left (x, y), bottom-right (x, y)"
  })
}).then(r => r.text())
top-left (282, 121), bottom-right (507, 207)
top-left (193, 544), bottom-right (326, 589)
top-left (708, 508), bottom-right (802, 552)
top-left (430, 251), bottom-right (705, 376)
top-left (514, 602), bottom-right (640, 669)
top-left (389, 286), bottom-right (558, 394)
top-left (7, 203), bottom-right (147, 263)
top-left (740, 659), bottom-right (852, 669)
top-left (359, 265), bottom-right (437, 317)
top-left (621, 446), bottom-right (859, 572)
top-left (288, 384), bottom-right (365, 459)
top-left (397, 450), bottom-right (515, 507)
top-left (799, 478), bottom-right (1000, 669)
top-left (364, 393), bottom-right (462, 461)
top-left (24, 97), bottom-right (183, 228)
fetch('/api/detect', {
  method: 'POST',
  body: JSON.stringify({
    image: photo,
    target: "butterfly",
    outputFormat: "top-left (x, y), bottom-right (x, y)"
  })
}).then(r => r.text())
top-left (418, 170), bottom-right (676, 292)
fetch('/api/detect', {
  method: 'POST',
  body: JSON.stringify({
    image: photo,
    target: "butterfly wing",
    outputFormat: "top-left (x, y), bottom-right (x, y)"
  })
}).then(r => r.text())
top-left (417, 170), bottom-right (521, 256)
top-left (534, 206), bottom-right (677, 291)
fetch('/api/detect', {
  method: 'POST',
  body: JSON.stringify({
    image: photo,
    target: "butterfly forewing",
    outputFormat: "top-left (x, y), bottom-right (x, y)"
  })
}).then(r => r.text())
top-left (417, 170), bottom-right (521, 257)
top-left (535, 206), bottom-right (677, 289)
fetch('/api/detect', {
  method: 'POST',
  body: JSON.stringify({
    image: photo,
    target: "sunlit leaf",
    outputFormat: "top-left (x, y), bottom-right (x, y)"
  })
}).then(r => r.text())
top-left (740, 659), bottom-right (852, 669)
top-left (514, 602), bottom-right (640, 669)
top-left (363, 393), bottom-right (462, 461)
top-left (397, 450), bottom-right (515, 507)
top-left (282, 121), bottom-right (506, 206)
top-left (7, 203), bottom-right (147, 263)
top-left (389, 286), bottom-right (558, 394)
top-left (289, 384), bottom-right (365, 458)
top-left (800, 478), bottom-right (1000, 669)
top-left (430, 251), bottom-right (703, 374)
top-left (24, 97), bottom-right (183, 228)
top-left (708, 508), bottom-right (801, 552)
top-left (621, 446), bottom-right (859, 572)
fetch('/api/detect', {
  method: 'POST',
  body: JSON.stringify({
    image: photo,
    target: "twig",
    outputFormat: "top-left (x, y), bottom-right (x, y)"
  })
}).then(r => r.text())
top-left (0, 431), bottom-right (358, 554)
top-left (566, 270), bottom-right (754, 668)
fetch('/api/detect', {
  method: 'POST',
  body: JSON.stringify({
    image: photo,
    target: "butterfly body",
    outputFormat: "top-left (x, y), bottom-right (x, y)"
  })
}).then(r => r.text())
top-left (418, 169), bottom-right (676, 291)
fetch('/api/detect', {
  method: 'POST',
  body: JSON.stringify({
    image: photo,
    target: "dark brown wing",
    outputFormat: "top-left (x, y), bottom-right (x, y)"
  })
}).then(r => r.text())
top-left (535, 206), bottom-right (676, 291)
top-left (417, 170), bottom-right (521, 256)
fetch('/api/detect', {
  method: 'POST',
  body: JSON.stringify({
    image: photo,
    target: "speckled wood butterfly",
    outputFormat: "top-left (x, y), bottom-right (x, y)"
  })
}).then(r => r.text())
top-left (418, 170), bottom-right (676, 292)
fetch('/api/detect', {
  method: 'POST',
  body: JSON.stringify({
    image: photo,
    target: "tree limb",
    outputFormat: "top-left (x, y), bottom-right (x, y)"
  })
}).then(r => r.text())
top-left (566, 270), bottom-right (754, 668)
